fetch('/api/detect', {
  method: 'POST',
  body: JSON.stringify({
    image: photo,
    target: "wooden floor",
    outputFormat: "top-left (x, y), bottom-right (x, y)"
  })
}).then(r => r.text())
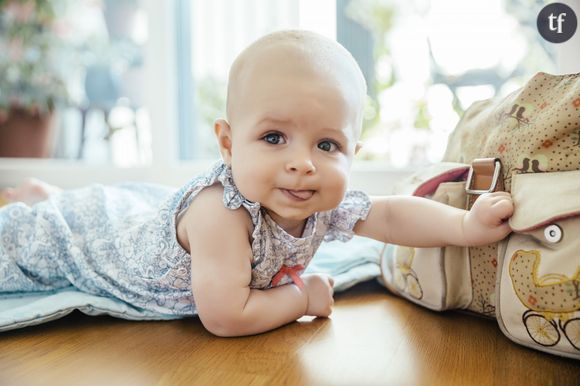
top-left (0, 281), bottom-right (578, 386)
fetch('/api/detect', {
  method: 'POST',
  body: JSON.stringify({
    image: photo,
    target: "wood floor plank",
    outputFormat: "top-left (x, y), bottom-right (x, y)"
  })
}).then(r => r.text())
top-left (0, 281), bottom-right (578, 386)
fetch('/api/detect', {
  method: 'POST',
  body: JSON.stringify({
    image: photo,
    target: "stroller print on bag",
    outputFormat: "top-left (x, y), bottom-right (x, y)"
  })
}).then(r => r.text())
top-left (509, 248), bottom-right (580, 350)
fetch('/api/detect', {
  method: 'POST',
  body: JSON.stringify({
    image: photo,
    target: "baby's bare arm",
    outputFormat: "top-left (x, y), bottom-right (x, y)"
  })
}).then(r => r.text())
top-left (354, 193), bottom-right (513, 247)
top-left (184, 185), bottom-right (309, 337)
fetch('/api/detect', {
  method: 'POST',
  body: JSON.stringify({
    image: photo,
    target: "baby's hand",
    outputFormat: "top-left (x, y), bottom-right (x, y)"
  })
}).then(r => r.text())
top-left (302, 274), bottom-right (334, 317)
top-left (463, 191), bottom-right (514, 246)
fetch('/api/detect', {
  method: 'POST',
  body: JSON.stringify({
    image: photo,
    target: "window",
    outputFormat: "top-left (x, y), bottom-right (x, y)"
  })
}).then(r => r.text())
top-left (1, 0), bottom-right (574, 194)
top-left (0, 0), bottom-right (152, 166)
top-left (337, 0), bottom-right (558, 166)
top-left (0, 0), bottom-right (170, 189)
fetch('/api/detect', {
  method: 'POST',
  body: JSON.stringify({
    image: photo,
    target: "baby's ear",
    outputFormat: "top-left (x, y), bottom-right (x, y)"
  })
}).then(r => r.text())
top-left (214, 119), bottom-right (233, 164)
top-left (355, 141), bottom-right (363, 155)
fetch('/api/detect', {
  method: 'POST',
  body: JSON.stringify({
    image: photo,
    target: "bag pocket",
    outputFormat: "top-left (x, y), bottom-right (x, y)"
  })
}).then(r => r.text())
top-left (381, 164), bottom-right (472, 311)
top-left (497, 170), bottom-right (580, 359)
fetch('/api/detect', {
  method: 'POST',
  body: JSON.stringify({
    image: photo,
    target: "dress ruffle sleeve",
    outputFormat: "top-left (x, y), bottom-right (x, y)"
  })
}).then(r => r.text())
top-left (324, 190), bottom-right (372, 242)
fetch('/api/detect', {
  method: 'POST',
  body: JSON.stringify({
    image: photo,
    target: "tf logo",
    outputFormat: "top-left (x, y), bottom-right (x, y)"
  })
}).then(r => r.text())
top-left (537, 2), bottom-right (578, 43)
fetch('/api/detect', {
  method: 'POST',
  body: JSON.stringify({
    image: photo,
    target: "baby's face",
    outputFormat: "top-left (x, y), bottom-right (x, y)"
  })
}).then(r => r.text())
top-left (223, 45), bottom-right (363, 227)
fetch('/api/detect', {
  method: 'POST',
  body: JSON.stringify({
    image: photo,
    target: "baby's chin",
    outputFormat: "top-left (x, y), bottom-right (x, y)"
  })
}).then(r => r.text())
top-left (263, 207), bottom-right (314, 222)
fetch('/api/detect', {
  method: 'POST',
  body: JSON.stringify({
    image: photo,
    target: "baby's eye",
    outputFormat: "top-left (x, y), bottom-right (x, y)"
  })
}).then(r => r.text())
top-left (263, 133), bottom-right (285, 145)
top-left (318, 140), bottom-right (338, 152)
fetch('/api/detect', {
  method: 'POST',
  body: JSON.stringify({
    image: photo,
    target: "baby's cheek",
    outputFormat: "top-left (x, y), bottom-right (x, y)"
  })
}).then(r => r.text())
top-left (321, 170), bottom-right (348, 207)
top-left (235, 177), bottom-right (263, 203)
top-left (230, 164), bottom-right (262, 201)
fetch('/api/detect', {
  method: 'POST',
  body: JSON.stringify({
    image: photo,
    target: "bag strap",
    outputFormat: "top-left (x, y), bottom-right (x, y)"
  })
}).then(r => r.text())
top-left (463, 158), bottom-right (506, 316)
top-left (466, 158), bottom-right (504, 194)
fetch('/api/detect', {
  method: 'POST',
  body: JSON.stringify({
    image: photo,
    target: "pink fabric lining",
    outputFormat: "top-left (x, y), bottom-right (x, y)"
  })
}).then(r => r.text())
top-left (413, 167), bottom-right (470, 197)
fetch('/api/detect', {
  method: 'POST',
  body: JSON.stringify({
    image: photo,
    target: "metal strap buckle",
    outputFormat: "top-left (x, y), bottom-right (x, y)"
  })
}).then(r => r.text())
top-left (465, 158), bottom-right (502, 195)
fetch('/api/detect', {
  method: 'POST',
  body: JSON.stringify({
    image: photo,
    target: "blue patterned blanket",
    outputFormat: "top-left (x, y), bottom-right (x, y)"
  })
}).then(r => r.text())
top-left (0, 236), bottom-right (384, 331)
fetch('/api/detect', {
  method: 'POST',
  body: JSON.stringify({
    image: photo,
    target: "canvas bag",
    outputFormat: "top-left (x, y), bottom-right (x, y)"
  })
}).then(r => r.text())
top-left (380, 72), bottom-right (580, 359)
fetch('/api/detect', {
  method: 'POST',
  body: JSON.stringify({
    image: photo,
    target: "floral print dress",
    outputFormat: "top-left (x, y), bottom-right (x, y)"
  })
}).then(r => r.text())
top-left (0, 161), bottom-right (371, 316)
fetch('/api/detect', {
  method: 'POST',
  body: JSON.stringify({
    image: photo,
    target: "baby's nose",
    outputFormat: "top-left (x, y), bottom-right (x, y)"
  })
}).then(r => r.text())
top-left (286, 156), bottom-right (316, 175)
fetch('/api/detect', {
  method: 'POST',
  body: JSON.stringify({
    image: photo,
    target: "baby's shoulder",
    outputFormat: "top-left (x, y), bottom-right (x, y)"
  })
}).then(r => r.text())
top-left (176, 183), bottom-right (252, 251)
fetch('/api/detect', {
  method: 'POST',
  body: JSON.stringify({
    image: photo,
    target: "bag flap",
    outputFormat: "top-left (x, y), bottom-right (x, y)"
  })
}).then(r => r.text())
top-left (509, 170), bottom-right (580, 232)
top-left (393, 162), bottom-right (469, 196)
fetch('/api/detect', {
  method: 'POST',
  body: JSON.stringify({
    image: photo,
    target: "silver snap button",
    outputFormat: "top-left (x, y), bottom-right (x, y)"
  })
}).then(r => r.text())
top-left (544, 224), bottom-right (563, 243)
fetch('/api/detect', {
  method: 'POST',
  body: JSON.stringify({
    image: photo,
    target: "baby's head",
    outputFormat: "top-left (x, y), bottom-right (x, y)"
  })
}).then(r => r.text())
top-left (215, 30), bottom-right (367, 226)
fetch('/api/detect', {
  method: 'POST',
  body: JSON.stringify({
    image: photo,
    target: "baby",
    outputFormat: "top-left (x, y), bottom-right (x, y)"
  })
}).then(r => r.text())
top-left (0, 30), bottom-right (513, 337)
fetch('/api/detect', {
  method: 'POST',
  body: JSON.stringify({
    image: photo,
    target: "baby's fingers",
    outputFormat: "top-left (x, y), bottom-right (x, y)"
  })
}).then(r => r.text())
top-left (491, 197), bottom-right (514, 220)
top-left (486, 192), bottom-right (511, 204)
top-left (486, 191), bottom-right (511, 198)
top-left (495, 221), bottom-right (512, 239)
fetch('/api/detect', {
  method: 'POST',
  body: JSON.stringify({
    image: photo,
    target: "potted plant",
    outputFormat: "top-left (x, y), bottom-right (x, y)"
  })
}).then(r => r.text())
top-left (0, 0), bottom-right (77, 158)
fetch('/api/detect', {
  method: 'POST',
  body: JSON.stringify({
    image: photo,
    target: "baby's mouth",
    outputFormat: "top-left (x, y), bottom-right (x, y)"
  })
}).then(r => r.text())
top-left (280, 188), bottom-right (315, 201)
